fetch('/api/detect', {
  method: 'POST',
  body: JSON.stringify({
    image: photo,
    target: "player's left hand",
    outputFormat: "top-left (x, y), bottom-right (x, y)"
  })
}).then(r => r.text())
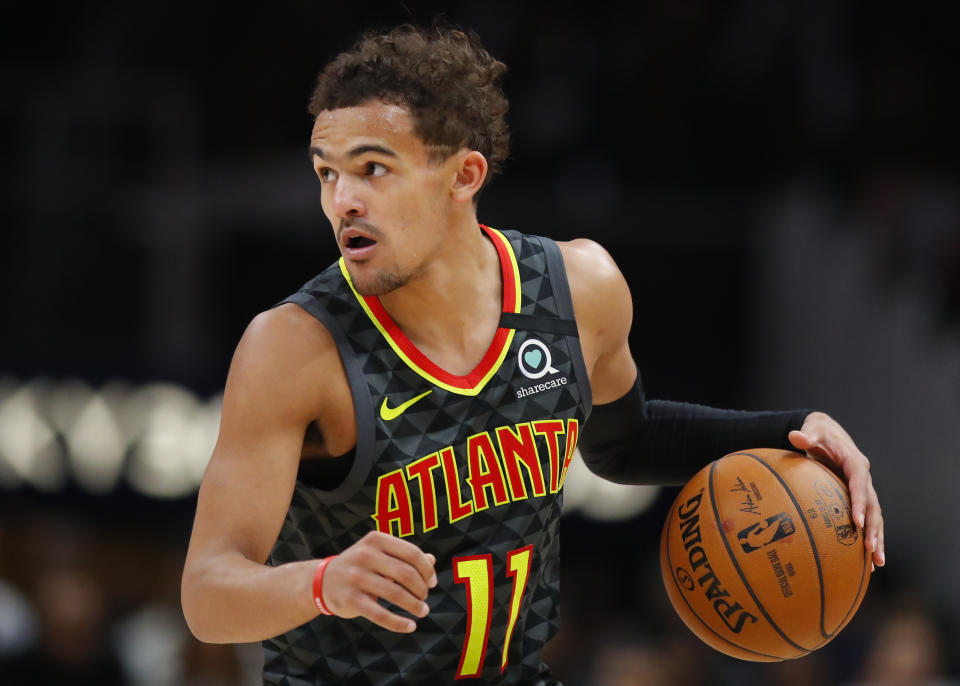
top-left (788, 411), bottom-right (884, 570)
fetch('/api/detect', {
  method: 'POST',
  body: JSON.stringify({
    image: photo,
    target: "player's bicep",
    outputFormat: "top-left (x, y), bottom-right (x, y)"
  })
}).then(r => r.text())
top-left (190, 431), bottom-right (303, 566)
top-left (186, 310), bottom-right (324, 566)
top-left (560, 239), bottom-right (637, 404)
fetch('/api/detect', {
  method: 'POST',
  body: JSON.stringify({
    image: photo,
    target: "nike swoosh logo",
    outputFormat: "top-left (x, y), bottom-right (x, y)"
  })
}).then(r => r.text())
top-left (379, 390), bottom-right (433, 421)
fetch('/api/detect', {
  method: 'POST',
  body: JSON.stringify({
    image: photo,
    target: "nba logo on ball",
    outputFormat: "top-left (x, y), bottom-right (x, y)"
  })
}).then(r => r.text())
top-left (517, 338), bottom-right (558, 379)
top-left (737, 512), bottom-right (796, 553)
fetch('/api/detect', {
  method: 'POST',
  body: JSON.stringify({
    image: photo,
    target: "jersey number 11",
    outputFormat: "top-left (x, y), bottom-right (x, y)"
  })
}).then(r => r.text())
top-left (453, 545), bottom-right (534, 679)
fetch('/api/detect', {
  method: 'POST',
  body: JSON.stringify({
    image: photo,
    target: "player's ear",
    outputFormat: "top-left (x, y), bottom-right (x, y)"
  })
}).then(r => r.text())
top-left (451, 150), bottom-right (487, 203)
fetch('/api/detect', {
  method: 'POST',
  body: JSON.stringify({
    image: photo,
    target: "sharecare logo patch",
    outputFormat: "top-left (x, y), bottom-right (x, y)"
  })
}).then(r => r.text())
top-left (517, 338), bottom-right (558, 379)
top-left (516, 338), bottom-right (564, 398)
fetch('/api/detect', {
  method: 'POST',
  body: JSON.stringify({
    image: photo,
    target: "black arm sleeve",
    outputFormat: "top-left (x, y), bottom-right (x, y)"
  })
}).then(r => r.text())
top-left (578, 374), bottom-right (810, 486)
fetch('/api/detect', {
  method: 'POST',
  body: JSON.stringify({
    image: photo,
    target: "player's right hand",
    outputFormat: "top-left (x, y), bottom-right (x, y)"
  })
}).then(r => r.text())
top-left (321, 531), bottom-right (438, 632)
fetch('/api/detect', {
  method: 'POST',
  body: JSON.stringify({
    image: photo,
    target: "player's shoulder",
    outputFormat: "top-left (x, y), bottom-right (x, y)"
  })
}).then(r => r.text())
top-left (246, 300), bottom-right (335, 350)
top-left (555, 238), bottom-right (633, 349)
top-left (231, 304), bottom-right (339, 387)
top-left (556, 238), bottom-right (629, 300)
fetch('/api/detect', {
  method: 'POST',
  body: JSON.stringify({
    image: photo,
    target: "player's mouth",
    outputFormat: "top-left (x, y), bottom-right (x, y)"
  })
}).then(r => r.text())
top-left (340, 227), bottom-right (379, 260)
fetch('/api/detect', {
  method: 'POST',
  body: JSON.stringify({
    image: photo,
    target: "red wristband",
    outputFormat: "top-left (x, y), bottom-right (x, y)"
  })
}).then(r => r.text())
top-left (312, 555), bottom-right (337, 616)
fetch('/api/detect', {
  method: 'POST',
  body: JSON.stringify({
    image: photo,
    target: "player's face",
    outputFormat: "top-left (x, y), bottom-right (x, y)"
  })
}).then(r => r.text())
top-left (310, 101), bottom-right (459, 296)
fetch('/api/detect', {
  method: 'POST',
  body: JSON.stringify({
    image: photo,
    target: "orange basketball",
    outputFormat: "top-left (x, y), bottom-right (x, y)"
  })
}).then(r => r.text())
top-left (659, 448), bottom-right (870, 661)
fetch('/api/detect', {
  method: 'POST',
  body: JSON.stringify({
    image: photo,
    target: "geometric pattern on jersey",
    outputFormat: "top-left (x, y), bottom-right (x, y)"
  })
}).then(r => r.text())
top-left (264, 227), bottom-right (591, 685)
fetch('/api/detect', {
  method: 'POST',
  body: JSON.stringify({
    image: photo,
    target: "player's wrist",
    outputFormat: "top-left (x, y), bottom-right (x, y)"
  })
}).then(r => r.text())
top-left (312, 555), bottom-right (338, 616)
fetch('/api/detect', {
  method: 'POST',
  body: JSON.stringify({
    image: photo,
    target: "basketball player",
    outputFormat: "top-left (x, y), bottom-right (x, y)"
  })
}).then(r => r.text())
top-left (181, 24), bottom-right (884, 685)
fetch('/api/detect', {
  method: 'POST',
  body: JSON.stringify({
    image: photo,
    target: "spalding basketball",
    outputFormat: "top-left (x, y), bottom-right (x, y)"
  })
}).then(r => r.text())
top-left (659, 449), bottom-right (870, 661)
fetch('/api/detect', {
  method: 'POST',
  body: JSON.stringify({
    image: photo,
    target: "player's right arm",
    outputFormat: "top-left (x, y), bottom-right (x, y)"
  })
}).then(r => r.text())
top-left (181, 304), bottom-right (436, 644)
top-left (563, 239), bottom-right (884, 567)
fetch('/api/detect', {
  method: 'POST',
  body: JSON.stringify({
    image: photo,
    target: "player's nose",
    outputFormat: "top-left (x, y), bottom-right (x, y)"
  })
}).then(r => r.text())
top-left (331, 176), bottom-right (366, 218)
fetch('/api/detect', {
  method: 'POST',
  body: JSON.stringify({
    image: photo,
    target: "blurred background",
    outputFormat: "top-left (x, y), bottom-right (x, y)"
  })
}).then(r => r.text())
top-left (1, 1), bottom-right (959, 684)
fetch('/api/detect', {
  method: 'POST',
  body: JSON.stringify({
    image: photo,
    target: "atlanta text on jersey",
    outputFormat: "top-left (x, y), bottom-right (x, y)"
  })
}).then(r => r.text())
top-left (372, 418), bottom-right (580, 537)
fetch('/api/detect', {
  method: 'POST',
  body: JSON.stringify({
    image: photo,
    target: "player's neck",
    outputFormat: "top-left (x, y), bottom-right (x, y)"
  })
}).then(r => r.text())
top-left (379, 220), bottom-right (503, 376)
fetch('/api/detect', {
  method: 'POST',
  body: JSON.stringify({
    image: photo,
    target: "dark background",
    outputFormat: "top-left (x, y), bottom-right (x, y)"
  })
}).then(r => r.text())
top-left (1, 2), bottom-right (958, 684)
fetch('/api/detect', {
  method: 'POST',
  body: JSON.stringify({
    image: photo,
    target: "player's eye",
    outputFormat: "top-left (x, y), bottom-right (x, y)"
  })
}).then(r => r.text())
top-left (318, 167), bottom-right (337, 183)
top-left (366, 162), bottom-right (387, 178)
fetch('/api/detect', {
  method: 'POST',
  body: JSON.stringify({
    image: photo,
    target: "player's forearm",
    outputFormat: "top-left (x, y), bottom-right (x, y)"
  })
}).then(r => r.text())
top-left (579, 374), bottom-right (810, 485)
top-left (181, 551), bottom-right (319, 644)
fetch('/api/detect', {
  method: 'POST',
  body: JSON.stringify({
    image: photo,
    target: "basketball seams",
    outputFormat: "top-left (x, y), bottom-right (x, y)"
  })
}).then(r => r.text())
top-left (738, 452), bottom-right (828, 641)
top-left (708, 460), bottom-right (810, 655)
top-left (661, 495), bottom-right (784, 661)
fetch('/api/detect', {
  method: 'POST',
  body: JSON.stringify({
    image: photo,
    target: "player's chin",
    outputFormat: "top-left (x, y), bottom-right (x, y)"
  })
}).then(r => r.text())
top-left (348, 266), bottom-right (408, 297)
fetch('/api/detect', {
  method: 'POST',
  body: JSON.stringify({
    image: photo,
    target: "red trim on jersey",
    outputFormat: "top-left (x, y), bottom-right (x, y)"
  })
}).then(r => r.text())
top-left (360, 225), bottom-right (518, 390)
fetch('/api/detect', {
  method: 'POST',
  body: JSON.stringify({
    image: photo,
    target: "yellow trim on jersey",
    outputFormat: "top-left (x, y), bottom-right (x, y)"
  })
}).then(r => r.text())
top-left (339, 227), bottom-right (521, 396)
top-left (487, 226), bottom-right (523, 314)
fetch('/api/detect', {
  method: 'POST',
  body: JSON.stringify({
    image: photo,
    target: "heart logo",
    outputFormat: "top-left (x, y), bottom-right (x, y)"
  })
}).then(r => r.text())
top-left (517, 338), bottom-right (557, 380)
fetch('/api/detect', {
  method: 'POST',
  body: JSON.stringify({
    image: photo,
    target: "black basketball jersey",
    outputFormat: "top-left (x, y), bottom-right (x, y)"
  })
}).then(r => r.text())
top-left (263, 227), bottom-right (592, 685)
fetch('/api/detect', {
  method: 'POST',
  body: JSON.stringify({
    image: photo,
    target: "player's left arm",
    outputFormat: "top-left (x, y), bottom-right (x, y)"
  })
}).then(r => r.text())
top-left (559, 238), bottom-right (884, 569)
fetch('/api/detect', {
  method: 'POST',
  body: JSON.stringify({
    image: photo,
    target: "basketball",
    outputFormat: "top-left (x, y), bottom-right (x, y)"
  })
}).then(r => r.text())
top-left (659, 448), bottom-right (870, 661)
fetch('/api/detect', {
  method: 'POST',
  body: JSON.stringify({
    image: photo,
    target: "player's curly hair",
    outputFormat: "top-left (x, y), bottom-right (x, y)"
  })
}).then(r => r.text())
top-left (309, 24), bottom-right (510, 188)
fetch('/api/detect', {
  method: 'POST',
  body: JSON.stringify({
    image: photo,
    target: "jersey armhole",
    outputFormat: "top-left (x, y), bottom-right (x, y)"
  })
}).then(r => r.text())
top-left (538, 237), bottom-right (594, 419)
top-left (277, 293), bottom-right (376, 504)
